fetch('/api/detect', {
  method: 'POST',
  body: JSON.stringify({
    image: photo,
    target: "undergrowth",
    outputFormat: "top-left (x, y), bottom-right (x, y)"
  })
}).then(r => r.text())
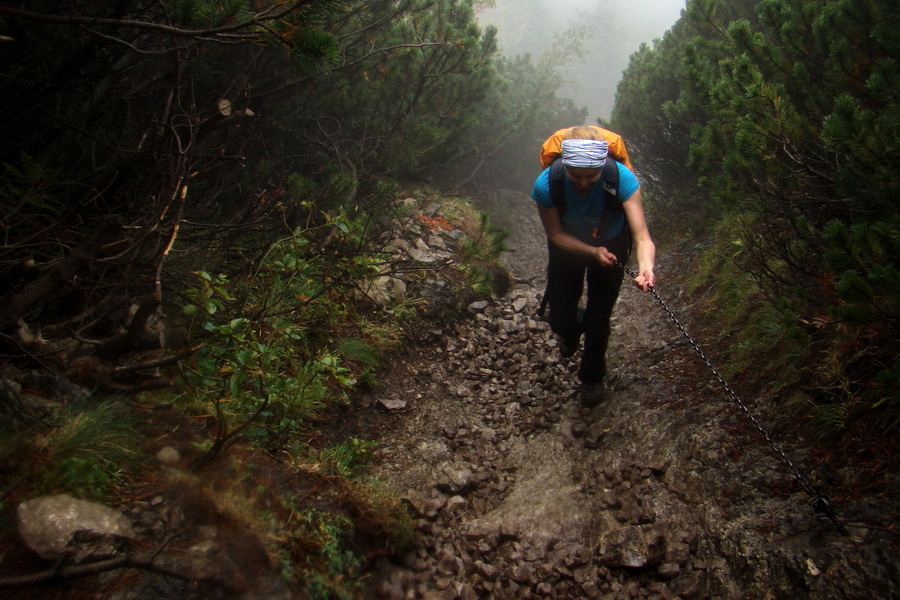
top-left (168, 191), bottom-right (503, 592)
top-left (685, 228), bottom-right (808, 394)
top-left (0, 189), bottom-right (506, 597)
top-left (682, 216), bottom-right (898, 442)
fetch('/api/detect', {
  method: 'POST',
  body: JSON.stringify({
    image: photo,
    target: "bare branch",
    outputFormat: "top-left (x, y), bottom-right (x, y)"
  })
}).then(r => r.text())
top-left (108, 347), bottom-right (198, 377)
top-left (0, 3), bottom-right (309, 42)
top-left (0, 549), bottom-right (235, 591)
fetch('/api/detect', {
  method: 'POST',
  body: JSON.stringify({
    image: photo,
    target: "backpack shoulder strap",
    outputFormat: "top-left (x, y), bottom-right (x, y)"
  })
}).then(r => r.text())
top-left (548, 157), bottom-right (567, 216)
top-left (600, 158), bottom-right (620, 205)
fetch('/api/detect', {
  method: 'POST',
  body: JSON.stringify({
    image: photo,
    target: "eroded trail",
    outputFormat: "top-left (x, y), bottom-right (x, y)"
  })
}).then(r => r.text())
top-left (365, 191), bottom-right (897, 599)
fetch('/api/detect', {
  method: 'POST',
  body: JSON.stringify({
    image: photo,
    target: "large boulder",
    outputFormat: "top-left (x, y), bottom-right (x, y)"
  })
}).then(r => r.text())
top-left (16, 494), bottom-right (135, 563)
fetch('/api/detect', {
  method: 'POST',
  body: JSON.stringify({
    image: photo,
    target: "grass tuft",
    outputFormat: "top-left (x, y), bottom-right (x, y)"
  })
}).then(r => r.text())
top-left (29, 400), bottom-right (140, 499)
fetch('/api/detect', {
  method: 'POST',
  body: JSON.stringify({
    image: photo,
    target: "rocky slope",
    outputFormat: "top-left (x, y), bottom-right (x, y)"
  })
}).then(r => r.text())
top-left (362, 189), bottom-right (898, 599)
top-left (3, 189), bottom-right (895, 600)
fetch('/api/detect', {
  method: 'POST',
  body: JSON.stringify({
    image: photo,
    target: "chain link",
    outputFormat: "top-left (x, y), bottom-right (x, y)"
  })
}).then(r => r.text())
top-left (617, 261), bottom-right (846, 533)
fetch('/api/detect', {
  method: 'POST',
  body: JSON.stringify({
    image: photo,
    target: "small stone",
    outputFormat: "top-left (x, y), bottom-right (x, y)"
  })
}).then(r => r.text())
top-left (400, 490), bottom-right (429, 517)
top-left (658, 562), bottom-right (682, 578)
top-left (436, 467), bottom-right (474, 495)
top-left (376, 397), bottom-right (407, 411)
top-left (156, 446), bottom-right (180, 464)
top-left (444, 495), bottom-right (467, 514)
top-left (475, 560), bottom-right (499, 580)
top-left (805, 557), bottom-right (821, 577)
top-left (468, 301), bottom-right (490, 312)
top-left (511, 563), bottom-right (535, 585)
top-left (665, 543), bottom-right (691, 565)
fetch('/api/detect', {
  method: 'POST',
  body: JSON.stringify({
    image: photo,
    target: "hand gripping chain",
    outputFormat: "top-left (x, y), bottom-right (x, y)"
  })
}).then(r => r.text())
top-left (616, 261), bottom-right (847, 534)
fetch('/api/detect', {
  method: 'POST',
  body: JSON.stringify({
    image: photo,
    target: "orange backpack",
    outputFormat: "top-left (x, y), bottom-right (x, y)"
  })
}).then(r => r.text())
top-left (539, 126), bottom-right (634, 172)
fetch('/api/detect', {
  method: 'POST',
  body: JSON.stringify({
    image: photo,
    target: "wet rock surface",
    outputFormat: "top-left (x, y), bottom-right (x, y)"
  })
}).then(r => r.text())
top-left (364, 190), bottom-right (898, 599)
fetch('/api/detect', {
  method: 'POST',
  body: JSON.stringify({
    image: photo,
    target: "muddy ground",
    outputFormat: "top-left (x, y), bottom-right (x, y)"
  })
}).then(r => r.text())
top-left (361, 189), bottom-right (899, 599)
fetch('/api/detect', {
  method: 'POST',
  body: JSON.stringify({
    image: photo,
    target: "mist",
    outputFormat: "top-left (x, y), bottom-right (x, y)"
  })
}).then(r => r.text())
top-left (477, 0), bottom-right (685, 122)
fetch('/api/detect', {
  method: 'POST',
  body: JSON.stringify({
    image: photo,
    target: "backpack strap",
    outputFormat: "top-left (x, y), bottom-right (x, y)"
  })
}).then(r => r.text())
top-left (600, 157), bottom-right (619, 205)
top-left (548, 157), bottom-right (568, 216)
top-left (547, 156), bottom-right (620, 216)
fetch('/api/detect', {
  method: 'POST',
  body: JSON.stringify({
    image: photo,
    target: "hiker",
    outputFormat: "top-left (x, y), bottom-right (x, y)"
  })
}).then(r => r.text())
top-left (531, 126), bottom-right (656, 407)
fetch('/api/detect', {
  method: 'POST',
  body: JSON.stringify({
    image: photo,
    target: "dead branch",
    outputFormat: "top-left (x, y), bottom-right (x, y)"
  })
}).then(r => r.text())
top-left (0, 222), bottom-right (118, 332)
top-left (0, 534), bottom-right (229, 590)
top-left (0, 4), bottom-right (303, 41)
top-left (108, 347), bottom-right (198, 377)
top-left (95, 293), bottom-right (162, 360)
top-left (0, 547), bottom-right (237, 591)
top-left (0, 371), bottom-right (56, 428)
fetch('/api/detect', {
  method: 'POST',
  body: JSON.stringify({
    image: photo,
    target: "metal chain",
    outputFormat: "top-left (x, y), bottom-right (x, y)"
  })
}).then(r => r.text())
top-left (617, 261), bottom-right (846, 533)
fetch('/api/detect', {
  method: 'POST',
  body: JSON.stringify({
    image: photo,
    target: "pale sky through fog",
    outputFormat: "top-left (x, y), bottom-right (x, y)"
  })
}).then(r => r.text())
top-left (477, 0), bottom-right (686, 122)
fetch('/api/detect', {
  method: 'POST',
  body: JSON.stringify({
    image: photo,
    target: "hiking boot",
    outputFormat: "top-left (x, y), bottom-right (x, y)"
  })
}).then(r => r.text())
top-left (580, 381), bottom-right (605, 408)
top-left (558, 337), bottom-right (579, 358)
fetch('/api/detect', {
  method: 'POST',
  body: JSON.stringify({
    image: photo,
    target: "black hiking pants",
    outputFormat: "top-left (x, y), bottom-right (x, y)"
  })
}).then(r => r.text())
top-left (546, 243), bottom-right (625, 384)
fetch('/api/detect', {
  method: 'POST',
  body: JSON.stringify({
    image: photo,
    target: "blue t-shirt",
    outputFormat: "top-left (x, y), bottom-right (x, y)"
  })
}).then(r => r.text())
top-left (531, 162), bottom-right (639, 245)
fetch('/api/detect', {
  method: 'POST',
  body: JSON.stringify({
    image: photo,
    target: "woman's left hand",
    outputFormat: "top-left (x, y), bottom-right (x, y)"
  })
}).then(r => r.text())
top-left (633, 269), bottom-right (655, 292)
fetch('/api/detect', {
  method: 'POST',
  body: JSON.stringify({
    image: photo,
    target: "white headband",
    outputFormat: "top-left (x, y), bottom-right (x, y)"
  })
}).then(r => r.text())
top-left (561, 138), bottom-right (608, 169)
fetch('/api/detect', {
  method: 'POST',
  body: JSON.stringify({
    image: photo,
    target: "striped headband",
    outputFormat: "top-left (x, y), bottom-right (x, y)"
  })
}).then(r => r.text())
top-left (561, 138), bottom-right (608, 169)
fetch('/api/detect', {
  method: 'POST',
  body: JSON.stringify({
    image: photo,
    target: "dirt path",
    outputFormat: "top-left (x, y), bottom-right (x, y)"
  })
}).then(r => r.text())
top-left (363, 190), bottom-right (898, 599)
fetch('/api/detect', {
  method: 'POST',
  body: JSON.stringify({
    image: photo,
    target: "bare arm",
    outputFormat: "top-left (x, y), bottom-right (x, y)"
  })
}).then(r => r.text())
top-left (621, 188), bottom-right (656, 291)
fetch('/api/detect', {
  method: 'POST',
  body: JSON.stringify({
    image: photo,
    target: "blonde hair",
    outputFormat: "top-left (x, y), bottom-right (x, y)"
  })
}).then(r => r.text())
top-left (563, 126), bottom-right (605, 141)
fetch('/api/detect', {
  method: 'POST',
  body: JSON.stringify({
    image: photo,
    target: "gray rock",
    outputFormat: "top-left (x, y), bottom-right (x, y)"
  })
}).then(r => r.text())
top-left (596, 525), bottom-right (665, 569)
top-left (436, 466), bottom-right (475, 495)
top-left (511, 563), bottom-right (535, 585)
top-left (424, 496), bottom-right (448, 519)
top-left (385, 237), bottom-right (412, 254)
top-left (474, 560), bottom-right (498, 581)
top-left (444, 495), bottom-right (467, 514)
top-left (665, 542), bottom-right (691, 566)
top-left (16, 494), bottom-right (135, 562)
top-left (401, 489), bottom-right (430, 517)
top-left (407, 247), bottom-right (435, 263)
top-left (427, 233), bottom-right (449, 251)
top-left (422, 203), bottom-right (442, 217)
top-left (361, 274), bottom-right (407, 307)
top-left (671, 570), bottom-right (705, 599)
top-left (467, 301), bottom-right (490, 313)
top-left (377, 397), bottom-right (407, 410)
top-left (658, 562), bottom-right (682, 578)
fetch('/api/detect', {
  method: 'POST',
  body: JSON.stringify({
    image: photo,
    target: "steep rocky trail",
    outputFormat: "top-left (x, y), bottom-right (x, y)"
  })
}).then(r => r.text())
top-left (363, 190), bottom-right (898, 599)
